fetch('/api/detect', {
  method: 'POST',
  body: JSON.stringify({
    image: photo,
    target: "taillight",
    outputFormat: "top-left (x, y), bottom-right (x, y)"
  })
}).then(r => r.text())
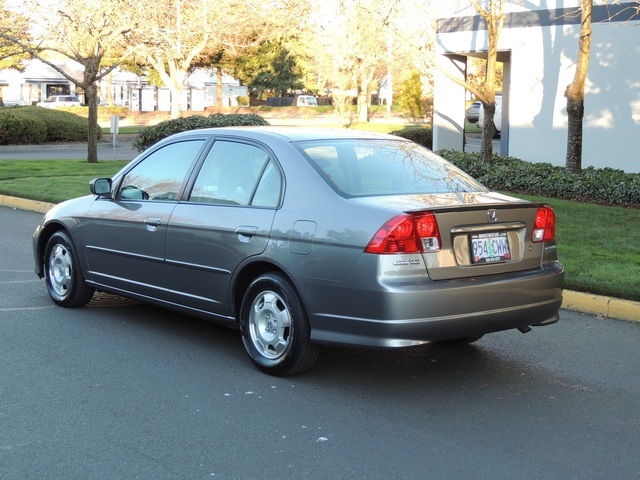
top-left (532, 205), bottom-right (556, 242)
top-left (365, 212), bottom-right (441, 254)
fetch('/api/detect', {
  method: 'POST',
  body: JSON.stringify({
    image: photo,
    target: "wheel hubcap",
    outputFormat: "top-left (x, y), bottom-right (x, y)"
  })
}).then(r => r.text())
top-left (48, 244), bottom-right (72, 298)
top-left (249, 291), bottom-right (291, 360)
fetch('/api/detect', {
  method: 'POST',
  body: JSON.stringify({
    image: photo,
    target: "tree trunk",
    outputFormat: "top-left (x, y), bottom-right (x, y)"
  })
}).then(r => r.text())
top-left (565, 0), bottom-right (592, 174)
top-left (170, 84), bottom-right (182, 119)
top-left (480, 102), bottom-right (496, 164)
top-left (217, 68), bottom-right (224, 110)
top-left (478, 0), bottom-right (504, 163)
top-left (357, 88), bottom-right (368, 123)
top-left (85, 83), bottom-right (99, 163)
top-left (565, 97), bottom-right (584, 173)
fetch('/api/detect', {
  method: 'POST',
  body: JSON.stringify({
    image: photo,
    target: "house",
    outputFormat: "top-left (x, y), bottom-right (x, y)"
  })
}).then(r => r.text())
top-left (0, 59), bottom-right (246, 111)
top-left (0, 59), bottom-right (81, 104)
top-left (433, 1), bottom-right (639, 173)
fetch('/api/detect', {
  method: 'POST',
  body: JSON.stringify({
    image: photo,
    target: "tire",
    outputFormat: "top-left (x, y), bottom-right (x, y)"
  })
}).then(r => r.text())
top-left (439, 334), bottom-right (484, 346)
top-left (44, 231), bottom-right (95, 307)
top-left (240, 272), bottom-right (320, 376)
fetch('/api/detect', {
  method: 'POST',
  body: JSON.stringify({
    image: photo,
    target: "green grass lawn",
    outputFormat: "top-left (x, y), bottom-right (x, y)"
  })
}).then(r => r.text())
top-left (511, 193), bottom-right (639, 302)
top-left (0, 159), bottom-right (638, 302)
top-left (0, 160), bottom-right (127, 204)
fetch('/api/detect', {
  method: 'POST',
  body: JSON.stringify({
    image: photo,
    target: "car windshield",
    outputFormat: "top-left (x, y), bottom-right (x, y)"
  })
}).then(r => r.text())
top-left (296, 138), bottom-right (487, 197)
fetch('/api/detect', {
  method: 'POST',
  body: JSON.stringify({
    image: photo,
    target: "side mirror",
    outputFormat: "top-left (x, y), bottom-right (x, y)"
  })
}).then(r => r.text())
top-left (90, 178), bottom-right (112, 197)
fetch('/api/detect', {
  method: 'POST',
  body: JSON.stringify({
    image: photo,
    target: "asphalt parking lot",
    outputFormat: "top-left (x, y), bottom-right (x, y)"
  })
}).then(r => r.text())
top-left (2, 205), bottom-right (640, 478)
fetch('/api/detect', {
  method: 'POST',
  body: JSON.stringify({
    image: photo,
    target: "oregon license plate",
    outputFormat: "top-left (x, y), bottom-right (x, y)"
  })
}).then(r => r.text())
top-left (470, 232), bottom-right (511, 264)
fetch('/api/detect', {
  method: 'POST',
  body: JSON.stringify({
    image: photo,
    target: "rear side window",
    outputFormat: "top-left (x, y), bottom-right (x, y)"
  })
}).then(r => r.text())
top-left (189, 140), bottom-right (279, 207)
top-left (296, 139), bottom-right (487, 197)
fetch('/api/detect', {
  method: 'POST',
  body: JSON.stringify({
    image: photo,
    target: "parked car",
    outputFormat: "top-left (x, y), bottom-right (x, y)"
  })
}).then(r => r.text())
top-left (37, 95), bottom-right (82, 108)
top-left (33, 127), bottom-right (563, 375)
top-left (1, 99), bottom-right (26, 106)
top-left (478, 94), bottom-right (502, 137)
top-left (296, 95), bottom-right (318, 106)
top-left (465, 101), bottom-right (481, 123)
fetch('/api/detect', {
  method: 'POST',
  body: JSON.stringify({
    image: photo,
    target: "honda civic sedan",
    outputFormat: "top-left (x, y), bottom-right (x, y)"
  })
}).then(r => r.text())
top-left (33, 127), bottom-right (564, 375)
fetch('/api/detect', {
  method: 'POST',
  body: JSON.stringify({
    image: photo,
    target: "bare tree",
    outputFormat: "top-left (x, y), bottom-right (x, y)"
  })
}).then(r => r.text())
top-left (306, 0), bottom-right (399, 125)
top-left (0, 0), bottom-right (30, 75)
top-left (127, 0), bottom-right (212, 119)
top-left (1, 0), bottom-right (137, 162)
top-left (405, 0), bottom-right (505, 162)
top-left (565, 0), bottom-right (592, 174)
top-left (130, 0), bottom-right (308, 118)
top-left (465, 0), bottom-right (505, 163)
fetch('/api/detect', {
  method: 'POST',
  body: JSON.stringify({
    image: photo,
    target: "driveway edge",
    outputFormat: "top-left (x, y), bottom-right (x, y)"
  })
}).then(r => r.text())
top-left (3, 194), bottom-right (639, 324)
top-left (562, 291), bottom-right (640, 323)
top-left (1, 194), bottom-right (55, 214)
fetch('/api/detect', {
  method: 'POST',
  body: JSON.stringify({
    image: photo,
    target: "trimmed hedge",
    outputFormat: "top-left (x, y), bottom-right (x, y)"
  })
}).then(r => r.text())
top-left (0, 106), bottom-right (98, 144)
top-left (390, 125), bottom-right (432, 150)
top-left (132, 113), bottom-right (270, 151)
top-left (438, 149), bottom-right (640, 208)
top-left (0, 110), bottom-right (48, 144)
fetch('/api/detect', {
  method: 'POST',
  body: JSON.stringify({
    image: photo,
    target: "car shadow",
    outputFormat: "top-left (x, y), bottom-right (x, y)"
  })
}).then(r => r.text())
top-left (82, 292), bottom-right (548, 399)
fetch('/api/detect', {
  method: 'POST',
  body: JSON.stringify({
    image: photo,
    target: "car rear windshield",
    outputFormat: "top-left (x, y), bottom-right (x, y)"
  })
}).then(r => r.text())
top-left (295, 138), bottom-right (487, 197)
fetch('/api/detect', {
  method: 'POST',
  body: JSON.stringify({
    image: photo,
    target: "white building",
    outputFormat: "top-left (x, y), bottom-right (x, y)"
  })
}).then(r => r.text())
top-left (0, 59), bottom-right (81, 104)
top-left (0, 60), bottom-right (246, 111)
top-left (433, 1), bottom-right (640, 173)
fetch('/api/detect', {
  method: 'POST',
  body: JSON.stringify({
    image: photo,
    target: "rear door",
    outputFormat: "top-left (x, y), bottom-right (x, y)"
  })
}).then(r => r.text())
top-left (165, 139), bottom-right (281, 317)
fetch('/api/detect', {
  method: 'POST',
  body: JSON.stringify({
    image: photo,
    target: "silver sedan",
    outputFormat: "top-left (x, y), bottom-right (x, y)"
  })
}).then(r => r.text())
top-left (33, 127), bottom-right (564, 375)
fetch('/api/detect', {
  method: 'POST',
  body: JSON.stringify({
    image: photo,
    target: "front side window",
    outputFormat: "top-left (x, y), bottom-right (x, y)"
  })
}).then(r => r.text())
top-left (296, 139), bottom-right (487, 197)
top-left (118, 140), bottom-right (205, 201)
top-left (189, 140), bottom-right (278, 207)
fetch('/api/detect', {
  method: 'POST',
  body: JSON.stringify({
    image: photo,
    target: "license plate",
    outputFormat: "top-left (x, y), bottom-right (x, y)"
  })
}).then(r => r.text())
top-left (470, 232), bottom-right (511, 264)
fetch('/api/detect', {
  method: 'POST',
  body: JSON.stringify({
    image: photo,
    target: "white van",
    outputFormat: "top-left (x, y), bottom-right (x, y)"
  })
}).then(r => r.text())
top-left (478, 94), bottom-right (502, 137)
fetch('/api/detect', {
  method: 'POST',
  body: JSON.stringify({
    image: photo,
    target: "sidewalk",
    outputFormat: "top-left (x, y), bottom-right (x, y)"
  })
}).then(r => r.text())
top-left (2, 194), bottom-right (639, 324)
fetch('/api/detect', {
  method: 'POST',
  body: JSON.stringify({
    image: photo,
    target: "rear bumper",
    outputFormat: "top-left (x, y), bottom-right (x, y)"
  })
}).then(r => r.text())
top-left (302, 261), bottom-right (564, 348)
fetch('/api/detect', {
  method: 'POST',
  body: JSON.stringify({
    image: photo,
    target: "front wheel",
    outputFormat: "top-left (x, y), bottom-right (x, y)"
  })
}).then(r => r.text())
top-left (44, 231), bottom-right (95, 307)
top-left (240, 272), bottom-right (319, 376)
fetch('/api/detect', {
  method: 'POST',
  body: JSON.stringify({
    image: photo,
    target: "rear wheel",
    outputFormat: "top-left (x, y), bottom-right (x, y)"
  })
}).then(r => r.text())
top-left (44, 231), bottom-right (94, 307)
top-left (240, 272), bottom-right (319, 376)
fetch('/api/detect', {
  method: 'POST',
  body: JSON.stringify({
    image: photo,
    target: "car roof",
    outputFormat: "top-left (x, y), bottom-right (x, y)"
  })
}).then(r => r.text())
top-left (165, 126), bottom-right (403, 143)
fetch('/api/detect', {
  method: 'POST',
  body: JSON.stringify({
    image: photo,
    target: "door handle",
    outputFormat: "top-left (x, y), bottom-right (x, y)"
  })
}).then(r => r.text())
top-left (144, 217), bottom-right (162, 231)
top-left (235, 226), bottom-right (258, 242)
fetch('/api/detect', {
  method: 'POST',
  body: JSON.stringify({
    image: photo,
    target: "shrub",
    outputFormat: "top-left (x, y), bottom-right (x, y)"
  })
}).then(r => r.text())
top-left (0, 110), bottom-right (48, 144)
top-left (0, 106), bottom-right (98, 143)
top-left (398, 72), bottom-right (429, 120)
top-left (391, 126), bottom-right (433, 150)
top-left (237, 96), bottom-right (250, 107)
top-left (438, 149), bottom-right (640, 208)
top-left (26, 107), bottom-right (96, 142)
top-left (132, 113), bottom-right (270, 151)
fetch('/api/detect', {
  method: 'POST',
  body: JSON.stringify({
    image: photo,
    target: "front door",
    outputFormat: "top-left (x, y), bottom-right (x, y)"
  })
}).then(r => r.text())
top-left (84, 139), bottom-right (206, 298)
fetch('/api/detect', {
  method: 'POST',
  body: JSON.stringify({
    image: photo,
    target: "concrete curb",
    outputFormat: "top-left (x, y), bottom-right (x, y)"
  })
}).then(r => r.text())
top-left (3, 194), bottom-right (639, 323)
top-left (1, 195), bottom-right (55, 214)
top-left (562, 291), bottom-right (640, 323)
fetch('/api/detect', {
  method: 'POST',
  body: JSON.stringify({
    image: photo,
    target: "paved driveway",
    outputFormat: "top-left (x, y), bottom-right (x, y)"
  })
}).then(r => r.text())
top-left (0, 134), bottom-right (139, 161)
top-left (2, 206), bottom-right (640, 479)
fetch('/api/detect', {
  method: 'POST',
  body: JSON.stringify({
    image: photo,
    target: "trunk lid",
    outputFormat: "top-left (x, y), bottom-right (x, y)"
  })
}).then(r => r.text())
top-left (354, 192), bottom-right (555, 281)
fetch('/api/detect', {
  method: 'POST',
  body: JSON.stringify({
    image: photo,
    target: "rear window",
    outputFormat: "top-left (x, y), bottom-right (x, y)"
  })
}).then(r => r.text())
top-left (295, 138), bottom-right (487, 197)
